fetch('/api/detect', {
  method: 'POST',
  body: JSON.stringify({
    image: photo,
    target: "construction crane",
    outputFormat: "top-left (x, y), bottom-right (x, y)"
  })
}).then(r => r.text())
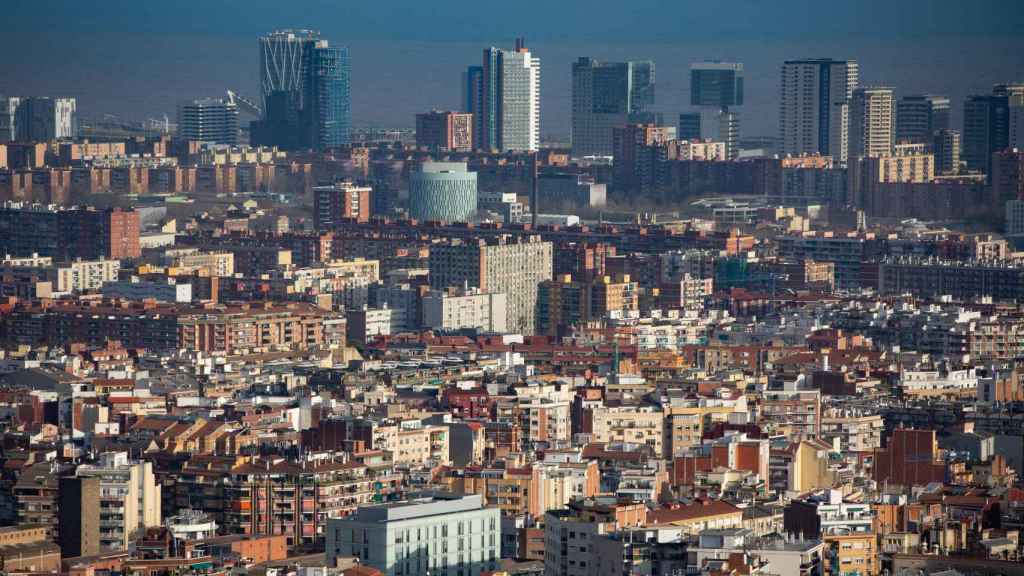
top-left (226, 90), bottom-right (263, 118)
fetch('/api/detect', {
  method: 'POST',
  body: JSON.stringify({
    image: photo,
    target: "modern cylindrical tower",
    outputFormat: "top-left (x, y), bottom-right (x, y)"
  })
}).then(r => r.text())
top-left (409, 162), bottom-right (478, 222)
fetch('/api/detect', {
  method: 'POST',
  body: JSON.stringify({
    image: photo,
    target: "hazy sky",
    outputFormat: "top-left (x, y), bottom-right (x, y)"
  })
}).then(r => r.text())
top-left (3, 0), bottom-right (1023, 138)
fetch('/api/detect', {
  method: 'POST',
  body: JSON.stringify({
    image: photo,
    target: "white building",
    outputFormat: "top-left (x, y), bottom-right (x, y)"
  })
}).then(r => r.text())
top-left (177, 98), bottom-right (239, 145)
top-left (499, 46), bottom-right (541, 152)
top-left (326, 493), bottom-right (500, 576)
top-left (422, 288), bottom-right (508, 333)
top-left (780, 59), bottom-right (858, 164)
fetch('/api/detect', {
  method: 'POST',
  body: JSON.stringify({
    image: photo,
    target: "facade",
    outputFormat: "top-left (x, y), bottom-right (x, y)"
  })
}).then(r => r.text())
top-left (779, 59), bottom-right (859, 164)
top-left (74, 452), bottom-right (161, 552)
top-left (57, 476), bottom-right (100, 558)
top-left (537, 173), bottom-right (607, 212)
top-left (850, 87), bottom-right (894, 158)
top-left (14, 97), bottom-right (77, 141)
top-left (314, 181), bottom-right (372, 228)
top-left (0, 96), bottom-right (20, 141)
top-left (872, 429), bottom-right (946, 487)
top-left (876, 257), bottom-right (1024, 302)
top-left (0, 255), bottom-right (119, 297)
top-left (571, 57), bottom-right (656, 157)
top-left (691, 62), bottom-right (744, 158)
top-left (422, 287), bottom-right (508, 333)
top-left (896, 94), bottom-right (950, 144)
top-left (0, 204), bottom-right (140, 261)
top-left (409, 162), bottom-right (478, 223)
top-left (415, 111), bottom-right (473, 151)
top-left (962, 88), bottom-right (1014, 174)
top-left (1007, 199), bottom-right (1024, 237)
top-left (303, 41), bottom-right (350, 150)
top-left (325, 493), bottom-right (500, 576)
top-left (254, 30), bottom-right (350, 150)
top-left (934, 128), bottom-right (962, 174)
top-left (468, 40), bottom-right (540, 152)
top-left (177, 98), bottom-right (239, 145)
top-left (429, 236), bottom-right (552, 335)
top-left (678, 112), bottom-right (701, 141)
top-left (612, 123), bottom-right (676, 193)
top-left (101, 278), bottom-right (192, 303)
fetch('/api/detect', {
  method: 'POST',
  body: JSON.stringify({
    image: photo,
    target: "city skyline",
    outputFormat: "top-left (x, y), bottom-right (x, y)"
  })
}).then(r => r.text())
top-left (2, 2), bottom-right (1022, 138)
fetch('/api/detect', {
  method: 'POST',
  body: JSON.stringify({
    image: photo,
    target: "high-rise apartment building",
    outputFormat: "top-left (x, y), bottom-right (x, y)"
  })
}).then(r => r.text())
top-left (465, 39), bottom-right (540, 152)
top-left (571, 57), bottom-right (655, 157)
top-left (416, 111), bottom-right (473, 151)
top-left (12, 97), bottom-right (77, 141)
top-left (779, 59), bottom-right (858, 163)
top-left (690, 62), bottom-right (743, 158)
top-left (895, 94), bottom-right (950, 144)
top-left (74, 452), bottom-right (161, 552)
top-left (612, 123), bottom-right (676, 193)
top-left (177, 98), bottom-right (239, 145)
top-left (0, 204), bottom-right (140, 261)
top-left (57, 476), bottom-right (100, 558)
top-left (313, 181), bottom-right (372, 229)
top-left (850, 87), bottom-right (894, 158)
top-left (429, 235), bottom-right (552, 335)
top-left (253, 30), bottom-right (350, 150)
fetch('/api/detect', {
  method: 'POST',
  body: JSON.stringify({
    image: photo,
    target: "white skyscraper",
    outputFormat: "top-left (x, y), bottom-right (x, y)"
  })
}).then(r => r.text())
top-left (779, 59), bottom-right (859, 164)
top-left (498, 41), bottom-right (541, 152)
top-left (850, 87), bottom-right (894, 158)
top-left (466, 39), bottom-right (541, 152)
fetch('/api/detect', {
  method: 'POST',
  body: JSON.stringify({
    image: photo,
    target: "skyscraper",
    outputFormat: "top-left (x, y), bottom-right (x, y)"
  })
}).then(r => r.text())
top-left (571, 57), bottom-right (655, 157)
top-left (779, 59), bottom-right (859, 163)
top-left (1010, 91), bottom-right (1024, 150)
top-left (465, 39), bottom-right (540, 152)
top-left (14, 97), bottom-right (77, 141)
top-left (303, 42), bottom-right (351, 150)
top-left (463, 65), bottom-right (484, 145)
top-left (963, 94), bottom-right (1009, 175)
top-left (895, 94), bottom-right (950, 144)
top-left (691, 62), bottom-right (744, 108)
top-left (0, 96), bottom-right (20, 141)
top-left (850, 87), bottom-right (894, 158)
top-left (177, 98), bottom-right (239, 145)
top-left (690, 62), bottom-right (743, 159)
top-left (253, 30), bottom-right (350, 151)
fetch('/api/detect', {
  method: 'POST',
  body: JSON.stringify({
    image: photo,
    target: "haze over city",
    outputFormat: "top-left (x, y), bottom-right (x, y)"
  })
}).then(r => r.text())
top-left (1, 2), bottom-right (1024, 576)
top-left (3, 0), bottom-right (1023, 135)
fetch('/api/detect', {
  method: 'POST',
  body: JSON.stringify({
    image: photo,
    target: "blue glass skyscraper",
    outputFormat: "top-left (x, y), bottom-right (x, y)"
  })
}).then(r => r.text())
top-left (304, 44), bottom-right (350, 149)
top-left (253, 30), bottom-right (350, 151)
